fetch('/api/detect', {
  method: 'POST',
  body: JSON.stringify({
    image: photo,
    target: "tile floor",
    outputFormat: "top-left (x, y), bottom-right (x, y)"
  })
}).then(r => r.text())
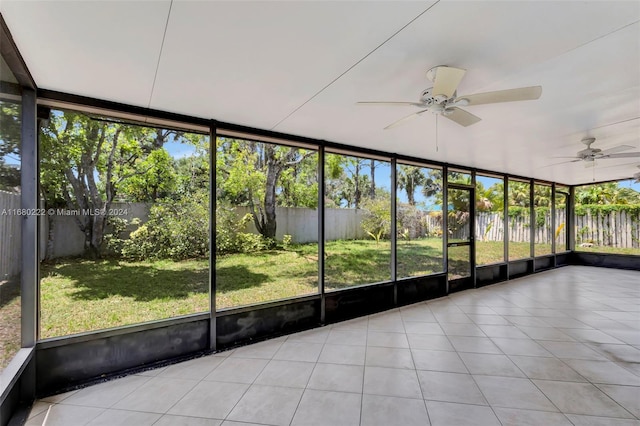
top-left (26, 266), bottom-right (640, 425)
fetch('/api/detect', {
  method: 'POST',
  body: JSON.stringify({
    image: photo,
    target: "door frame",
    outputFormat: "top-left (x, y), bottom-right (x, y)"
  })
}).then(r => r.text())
top-left (445, 183), bottom-right (476, 293)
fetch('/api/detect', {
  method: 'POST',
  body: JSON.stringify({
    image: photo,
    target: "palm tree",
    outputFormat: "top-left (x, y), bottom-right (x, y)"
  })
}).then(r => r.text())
top-left (509, 181), bottom-right (530, 207)
top-left (397, 165), bottom-right (426, 206)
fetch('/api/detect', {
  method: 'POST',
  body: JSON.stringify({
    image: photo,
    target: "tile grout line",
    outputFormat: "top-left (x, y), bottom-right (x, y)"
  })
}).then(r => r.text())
top-left (402, 307), bottom-right (433, 426)
top-left (287, 341), bottom-right (324, 426)
top-left (357, 315), bottom-right (371, 426)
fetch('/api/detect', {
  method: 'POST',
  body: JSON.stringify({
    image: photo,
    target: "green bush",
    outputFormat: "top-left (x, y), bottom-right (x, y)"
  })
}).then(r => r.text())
top-left (122, 193), bottom-right (209, 260)
top-left (361, 197), bottom-right (391, 243)
top-left (215, 206), bottom-right (267, 254)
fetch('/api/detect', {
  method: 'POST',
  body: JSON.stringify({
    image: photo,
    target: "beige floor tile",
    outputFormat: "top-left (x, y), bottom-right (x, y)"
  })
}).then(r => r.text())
top-left (473, 376), bottom-right (557, 411)
top-left (168, 381), bottom-right (248, 419)
top-left (317, 343), bottom-right (366, 365)
top-left (363, 366), bottom-right (422, 399)
top-left (534, 380), bottom-right (634, 418)
top-left (254, 359), bottom-right (314, 388)
top-left (226, 384), bottom-right (303, 426)
top-left (307, 363), bottom-right (363, 393)
top-left (291, 389), bottom-right (361, 426)
top-left (425, 401), bottom-right (501, 426)
top-left (417, 370), bottom-right (487, 405)
top-left (360, 394), bottom-right (429, 426)
top-left (493, 407), bottom-right (572, 426)
top-left (113, 376), bottom-right (198, 413)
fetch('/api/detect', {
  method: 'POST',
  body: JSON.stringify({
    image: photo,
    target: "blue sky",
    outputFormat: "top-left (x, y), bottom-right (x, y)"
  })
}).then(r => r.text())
top-left (4, 117), bottom-right (639, 194)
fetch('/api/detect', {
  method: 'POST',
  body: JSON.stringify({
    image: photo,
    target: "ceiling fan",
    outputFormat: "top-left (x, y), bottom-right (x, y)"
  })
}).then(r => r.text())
top-left (549, 137), bottom-right (640, 166)
top-left (357, 65), bottom-right (542, 129)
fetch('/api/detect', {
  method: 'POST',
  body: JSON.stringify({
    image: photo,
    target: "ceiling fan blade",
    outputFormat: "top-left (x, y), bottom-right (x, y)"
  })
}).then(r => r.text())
top-left (432, 66), bottom-right (466, 99)
top-left (384, 109), bottom-right (429, 130)
top-left (457, 86), bottom-right (542, 106)
top-left (599, 145), bottom-right (635, 155)
top-left (604, 152), bottom-right (640, 158)
top-left (551, 156), bottom-right (582, 159)
top-left (357, 101), bottom-right (424, 107)
top-left (539, 159), bottom-right (582, 168)
top-left (443, 107), bottom-right (481, 127)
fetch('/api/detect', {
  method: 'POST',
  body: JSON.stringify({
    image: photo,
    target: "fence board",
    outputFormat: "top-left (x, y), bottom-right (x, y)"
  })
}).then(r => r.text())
top-left (0, 190), bottom-right (21, 279)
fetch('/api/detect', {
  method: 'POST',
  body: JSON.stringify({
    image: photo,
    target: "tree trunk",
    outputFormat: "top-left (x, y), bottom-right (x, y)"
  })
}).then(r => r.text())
top-left (407, 183), bottom-right (415, 206)
top-left (257, 146), bottom-right (282, 239)
top-left (45, 215), bottom-right (55, 260)
top-left (369, 159), bottom-right (376, 198)
top-left (262, 163), bottom-right (278, 238)
top-left (354, 162), bottom-right (361, 209)
top-left (90, 213), bottom-right (106, 259)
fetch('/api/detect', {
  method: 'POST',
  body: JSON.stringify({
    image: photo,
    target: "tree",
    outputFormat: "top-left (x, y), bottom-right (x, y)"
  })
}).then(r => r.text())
top-left (0, 101), bottom-right (21, 191)
top-left (397, 165), bottom-right (426, 206)
top-left (575, 182), bottom-right (640, 205)
top-left (118, 149), bottom-right (176, 202)
top-left (361, 195), bottom-right (391, 243)
top-left (324, 154), bottom-right (375, 209)
top-left (508, 181), bottom-right (531, 207)
top-left (533, 185), bottom-right (551, 207)
top-left (39, 110), bottom-right (188, 257)
top-left (217, 138), bottom-right (316, 239)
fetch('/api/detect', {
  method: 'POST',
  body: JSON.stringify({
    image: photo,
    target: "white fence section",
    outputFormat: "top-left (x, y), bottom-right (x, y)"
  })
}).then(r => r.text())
top-left (422, 211), bottom-right (569, 244)
top-left (475, 212), bottom-right (504, 242)
top-left (0, 190), bottom-right (21, 279)
top-left (476, 211), bottom-right (568, 244)
top-left (39, 202), bottom-right (151, 259)
top-left (2, 196), bottom-right (637, 266)
top-left (234, 206), bottom-right (365, 243)
top-left (575, 210), bottom-right (640, 248)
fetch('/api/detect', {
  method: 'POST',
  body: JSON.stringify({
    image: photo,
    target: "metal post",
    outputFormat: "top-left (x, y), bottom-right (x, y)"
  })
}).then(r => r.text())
top-left (504, 177), bottom-right (509, 274)
top-left (530, 180), bottom-right (535, 262)
top-left (391, 158), bottom-right (397, 305)
top-left (318, 146), bottom-right (325, 324)
top-left (208, 121), bottom-right (217, 351)
top-left (470, 172), bottom-right (476, 288)
top-left (21, 88), bottom-right (37, 348)
top-left (442, 166), bottom-right (449, 293)
top-left (568, 186), bottom-right (576, 251)
top-left (551, 184), bottom-right (557, 265)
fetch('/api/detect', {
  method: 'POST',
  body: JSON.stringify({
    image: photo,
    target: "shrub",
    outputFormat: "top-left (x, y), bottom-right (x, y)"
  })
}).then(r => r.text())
top-left (215, 206), bottom-right (267, 254)
top-left (122, 192), bottom-right (209, 260)
top-left (361, 197), bottom-right (391, 243)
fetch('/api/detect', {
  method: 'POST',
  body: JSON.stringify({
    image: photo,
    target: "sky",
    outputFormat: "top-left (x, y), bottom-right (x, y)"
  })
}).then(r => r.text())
top-left (3, 114), bottom-right (639, 194)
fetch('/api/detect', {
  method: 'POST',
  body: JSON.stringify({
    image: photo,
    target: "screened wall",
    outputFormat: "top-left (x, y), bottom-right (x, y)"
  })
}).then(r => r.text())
top-left (0, 56), bottom-right (22, 374)
top-left (574, 179), bottom-right (640, 256)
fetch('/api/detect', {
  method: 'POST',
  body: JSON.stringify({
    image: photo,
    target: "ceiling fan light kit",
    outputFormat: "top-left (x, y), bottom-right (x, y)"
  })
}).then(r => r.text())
top-left (357, 65), bottom-right (543, 129)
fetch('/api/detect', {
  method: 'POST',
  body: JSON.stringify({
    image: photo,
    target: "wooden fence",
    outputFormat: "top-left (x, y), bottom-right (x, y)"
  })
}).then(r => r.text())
top-left (1, 194), bottom-right (637, 269)
top-left (424, 211), bottom-right (569, 244)
top-left (575, 210), bottom-right (640, 248)
top-left (0, 190), bottom-right (21, 279)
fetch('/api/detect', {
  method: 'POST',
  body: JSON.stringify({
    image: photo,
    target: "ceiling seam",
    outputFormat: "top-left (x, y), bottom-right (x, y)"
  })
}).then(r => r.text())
top-left (269, 0), bottom-right (441, 132)
top-left (147, 0), bottom-right (174, 109)
top-left (571, 116), bottom-right (640, 137)
top-left (552, 19), bottom-right (640, 67)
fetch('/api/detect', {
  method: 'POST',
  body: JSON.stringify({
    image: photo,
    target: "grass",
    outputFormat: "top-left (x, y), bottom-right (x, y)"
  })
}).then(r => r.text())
top-left (575, 245), bottom-right (640, 255)
top-left (0, 278), bottom-right (21, 372)
top-left (40, 259), bottom-right (209, 338)
top-left (38, 237), bottom-right (637, 338)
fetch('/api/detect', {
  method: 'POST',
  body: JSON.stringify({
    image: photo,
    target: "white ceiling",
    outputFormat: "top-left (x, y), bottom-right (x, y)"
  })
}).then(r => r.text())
top-left (2, 0), bottom-right (639, 185)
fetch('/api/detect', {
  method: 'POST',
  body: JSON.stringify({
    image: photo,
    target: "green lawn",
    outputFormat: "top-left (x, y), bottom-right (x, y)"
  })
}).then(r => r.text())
top-left (40, 259), bottom-right (209, 339)
top-left (575, 245), bottom-right (640, 255)
top-left (38, 237), bottom-right (630, 338)
top-left (0, 278), bottom-right (21, 371)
